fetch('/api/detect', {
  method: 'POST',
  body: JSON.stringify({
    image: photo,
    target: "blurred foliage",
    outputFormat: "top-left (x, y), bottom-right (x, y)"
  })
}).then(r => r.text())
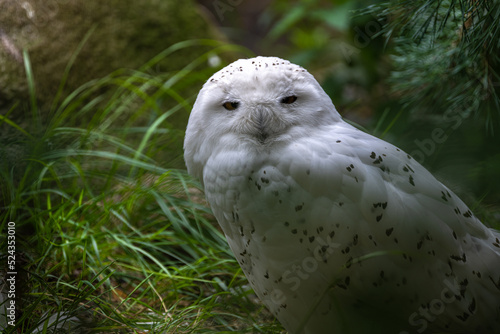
top-left (265, 0), bottom-right (354, 62)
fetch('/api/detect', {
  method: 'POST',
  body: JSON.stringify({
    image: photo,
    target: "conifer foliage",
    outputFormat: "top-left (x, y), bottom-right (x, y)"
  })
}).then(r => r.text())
top-left (368, 0), bottom-right (500, 130)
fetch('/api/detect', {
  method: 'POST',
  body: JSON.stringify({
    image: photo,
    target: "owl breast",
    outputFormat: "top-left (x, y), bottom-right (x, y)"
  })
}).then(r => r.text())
top-left (201, 124), bottom-right (500, 334)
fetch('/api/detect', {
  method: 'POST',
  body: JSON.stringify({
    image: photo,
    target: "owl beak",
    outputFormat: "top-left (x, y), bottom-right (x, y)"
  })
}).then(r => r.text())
top-left (242, 104), bottom-right (283, 145)
top-left (254, 109), bottom-right (270, 144)
top-left (246, 106), bottom-right (275, 145)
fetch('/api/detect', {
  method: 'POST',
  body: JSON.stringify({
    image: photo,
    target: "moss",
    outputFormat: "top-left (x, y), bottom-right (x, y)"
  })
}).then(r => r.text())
top-left (0, 0), bottom-right (217, 110)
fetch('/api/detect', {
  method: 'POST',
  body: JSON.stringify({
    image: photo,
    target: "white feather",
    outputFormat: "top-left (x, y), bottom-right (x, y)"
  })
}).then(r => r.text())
top-left (184, 56), bottom-right (500, 334)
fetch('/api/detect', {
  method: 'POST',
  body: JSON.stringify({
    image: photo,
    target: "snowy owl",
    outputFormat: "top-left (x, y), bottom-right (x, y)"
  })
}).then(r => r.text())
top-left (184, 56), bottom-right (500, 333)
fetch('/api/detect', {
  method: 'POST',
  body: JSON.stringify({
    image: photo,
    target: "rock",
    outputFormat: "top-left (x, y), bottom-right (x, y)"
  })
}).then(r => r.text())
top-left (0, 0), bottom-right (216, 110)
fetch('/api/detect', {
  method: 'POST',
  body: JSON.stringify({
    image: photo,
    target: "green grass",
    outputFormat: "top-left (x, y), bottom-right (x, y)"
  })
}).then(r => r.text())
top-left (0, 40), bottom-right (284, 333)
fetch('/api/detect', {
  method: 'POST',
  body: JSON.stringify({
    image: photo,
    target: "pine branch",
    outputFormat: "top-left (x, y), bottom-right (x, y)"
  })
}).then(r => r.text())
top-left (364, 0), bottom-right (500, 130)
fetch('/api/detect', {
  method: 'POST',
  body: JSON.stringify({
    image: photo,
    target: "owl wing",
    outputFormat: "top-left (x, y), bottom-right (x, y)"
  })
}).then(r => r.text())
top-left (265, 121), bottom-right (500, 332)
top-left (202, 121), bottom-right (500, 333)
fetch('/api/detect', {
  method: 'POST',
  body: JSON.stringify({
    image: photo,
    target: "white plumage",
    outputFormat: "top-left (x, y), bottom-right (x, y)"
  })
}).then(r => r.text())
top-left (184, 56), bottom-right (500, 333)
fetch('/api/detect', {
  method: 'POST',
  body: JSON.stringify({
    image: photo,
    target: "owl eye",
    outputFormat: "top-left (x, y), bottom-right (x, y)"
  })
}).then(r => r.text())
top-left (222, 101), bottom-right (239, 110)
top-left (281, 95), bottom-right (297, 104)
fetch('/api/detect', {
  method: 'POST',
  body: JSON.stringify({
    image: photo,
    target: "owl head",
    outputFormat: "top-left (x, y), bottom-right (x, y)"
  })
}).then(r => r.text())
top-left (184, 56), bottom-right (342, 181)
